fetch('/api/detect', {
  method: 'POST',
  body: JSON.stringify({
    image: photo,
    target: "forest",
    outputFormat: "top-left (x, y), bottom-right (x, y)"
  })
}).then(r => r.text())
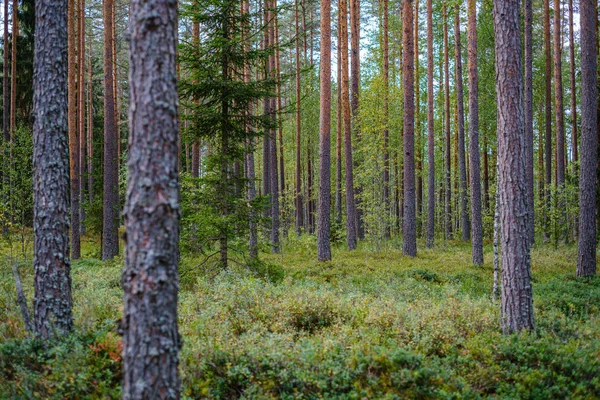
top-left (0, 0), bottom-right (599, 397)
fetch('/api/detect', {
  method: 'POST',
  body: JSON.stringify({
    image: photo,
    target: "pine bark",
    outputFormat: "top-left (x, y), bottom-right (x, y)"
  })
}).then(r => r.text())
top-left (454, 7), bottom-right (469, 241)
top-left (415, 0), bottom-right (422, 237)
top-left (2, 0), bottom-right (9, 234)
top-left (568, 0), bottom-right (577, 164)
top-left (443, 4), bottom-right (452, 240)
top-left (123, 0), bottom-right (180, 396)
top-left (341, 0), bottom-right (357, 250)
top-left (382, 0), bottom-right (390, 237)
top-left (102, 0), bottom-right (119, 260)
top-left (553, 0), bottom-right (565, 186)
top-left (294, 0), bottom-right (304, 233)
top-left (33, 0), bottom-right (74, 339)
top-left (317, 0), bottom-right (332, 261)
top-left (493, 0), bottom-right (535, 333)
top-left (524, 0), bottom-right (534, 245)
top-left (543, 0), bottom-right (552, 241)
top-left (402, 0), bottom-right (416, 257)
top-left (335, 18), bottom-right (343, 226)
top-left (68, 0), bottom-right (80, 259)
top-left (78, 0), bottom-right (86, 234)
top-left (426, 0), bottom-right (435, 248)
top-left (576, 0), bottom-right (597, 276)
top-left (467, 0), bottom-right (483, 264)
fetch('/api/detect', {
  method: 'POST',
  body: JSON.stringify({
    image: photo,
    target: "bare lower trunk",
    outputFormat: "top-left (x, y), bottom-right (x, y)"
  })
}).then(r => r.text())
top-left (102, 0), bottom-right (119, 260)
top-left (576, 0), bottom-right (598, 277)
top-left (33, 0), bottom-right (74, 339)
top-left (454, 8), bottom-right (469, 241)
top-left (426, 0), bottom-right (435, 248)
top-left (468, 0), bottom-right (483, 264)
top-left (295, 0), bottom-right (304, 233)
top-left (317, 0), bottom-right (332, 261)
top-left (493, 0), bottom-right (534, 333)
top-left (123, 0), bottom-right (180, 396)
top-left (443, 4), bottom-right (452, 240)
top-left (402, 0), bottom-right (416, 257)
top-left (543, 0), bottom-right (552, 242)
top-left (68, 0), bottom-right (80, 260)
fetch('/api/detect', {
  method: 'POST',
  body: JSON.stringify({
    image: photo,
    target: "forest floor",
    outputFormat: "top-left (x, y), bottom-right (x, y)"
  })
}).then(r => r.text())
top-left (0, 235), bottom-right (599, 399)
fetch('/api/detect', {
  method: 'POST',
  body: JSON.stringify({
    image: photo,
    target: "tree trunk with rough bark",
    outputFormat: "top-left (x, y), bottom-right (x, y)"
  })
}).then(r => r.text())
top-left (467, 0), bottom-right (483, 264)
top-left (426, 0), bottom-right (435, 248)
top-left (576, 0), bottom-right (598, 277)
top-left (102, 0), bottom-right (119, 260)
top-left (122, 0), bottom-right (180, 396)
top-left (317, 0), bottom-right (332, 261)
top-left (402, 0), bottom-right (416, 257)
top-left (454, 7), bottom-right (469, 241)
top-left (33, 0), bottom-right (74, 340)
top-left (524, 0), bottom-right (534, 245)
top-left (382, 0), bottom-right (390, 238)
top-left (543, 0), bottom-right (552, 242)
top-left (68, 0), bottom-right (80, 259)
top-left (443, 4), bottom-right (452, 240)
top-left (341, 0), bottom-right (357, 250)
top-left (295, 0), bottom-right (304, 233)
top-left (493, 0), bottom-right (535, 333)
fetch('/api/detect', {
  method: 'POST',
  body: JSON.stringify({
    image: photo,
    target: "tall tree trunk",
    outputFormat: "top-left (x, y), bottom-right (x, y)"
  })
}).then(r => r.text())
top-left (341, 0), bottom-right (358, 249)
top-left (68, 0), bottom-right (80, 259)
top-left (9, 0), bottom-right (17, 221)
top-left (102, 0), bottom-right (119, 260)
top-left (454, 7), bottom-right (469, 241)
top-left (123, 0), bottom-right (180, 395)
top-left (382, 0), bottom-right (390, 238)
top-left (191, 21), bottom-right (200, 178)
top-left (415, 0), bottom-right (422, 237)
top-left (426, 0), bottom-right (435, 248)
top-left (402, 0), bottom-right (416, 257)
top-left (112, 0), bottom-right (118, 164)
top-left (568, 0), bottom-right (577, 164)
top-left (443, 3), bottom-right (452, 240)
top-left (467, 0), bottom-right (483, 264)
top-left (87, 35), bottom-right (93, 203)
top-left (524, 0), bottom-right (534, 245)
top-left (576, 0), bottom-right (597, 276)
top-left (493, 0), bottom-right (534, 333)
top-left (350, 0), bottom-right (363, 238)
top-left (543, 0), bottom-right (552, 242)
top-left (2, 0), bottom-right (9, 234)
top-left (553, 0), bottom-right (565, 189)
top-left (294, 0), bottom-right (304, 233)
top-left (335, 20), bottom-right (343, 226)
top-left (317, 0), bottom-right (332, 261)
top-left (78, 0), bottom-right (86, 235)
top-left (268, 0), bottom-right (280, 253)
top-left (33, 0), bottom-right (74, 339)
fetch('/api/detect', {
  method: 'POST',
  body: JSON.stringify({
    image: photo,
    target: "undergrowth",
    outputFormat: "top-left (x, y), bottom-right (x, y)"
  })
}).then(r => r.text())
top-left (0, 237), bottom-right (598, 399)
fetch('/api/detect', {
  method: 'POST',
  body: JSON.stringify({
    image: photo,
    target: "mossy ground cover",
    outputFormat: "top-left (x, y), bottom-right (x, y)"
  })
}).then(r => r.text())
top-left (0, 235), bottom-right (598, 399)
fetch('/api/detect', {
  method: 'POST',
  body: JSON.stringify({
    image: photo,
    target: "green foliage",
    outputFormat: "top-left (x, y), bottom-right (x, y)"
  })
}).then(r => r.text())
top-left (2, 242), bottom-right (599, 398)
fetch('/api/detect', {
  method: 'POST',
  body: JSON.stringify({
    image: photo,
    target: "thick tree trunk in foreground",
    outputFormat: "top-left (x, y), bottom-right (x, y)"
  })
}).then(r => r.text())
top-left (576, 0), bottom-right (598, 276)
top-left (33, 0), bottom-right (74, 340)
top-left (317, 0), bottom-right (332, 261)
top-left (102, 0), bottom-right (119, 260)
top-left (426, 0), bottom-right (435, 248)
top-left (467, 0), bottom-right (483, 265)
top-left (454, 8), bottom-right (469, 241)
top-left (402, 0), bottom-right (416, 257)
top-left (341, 0), bottom-right (357, 250)
top-left (524, 0), bottom-right (534, 245)
top-left (68, 0), bottom-right (80, 259)
top-left (493, 0), bottom-right (534, 333)
top-left (123, 0), bottom-right (180, 396)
